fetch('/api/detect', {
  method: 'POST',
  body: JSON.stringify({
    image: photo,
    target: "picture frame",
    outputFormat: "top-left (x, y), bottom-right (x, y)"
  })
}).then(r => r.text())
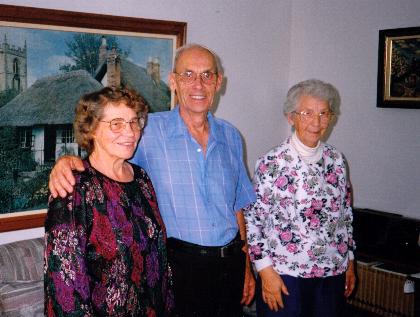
top-left (377, 26), bottom-right (420, 109)
top-left (0, 4), bottom-right (186, 232)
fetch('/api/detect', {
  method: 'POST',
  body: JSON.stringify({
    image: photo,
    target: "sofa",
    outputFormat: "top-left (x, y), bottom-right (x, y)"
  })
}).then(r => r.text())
top-left (0, 237), bottom-right (44, 317)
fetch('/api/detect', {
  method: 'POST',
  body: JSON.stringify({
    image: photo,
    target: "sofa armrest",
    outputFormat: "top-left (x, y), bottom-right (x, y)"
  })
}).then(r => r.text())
top-left (0, 238), bottom-right (44, 283)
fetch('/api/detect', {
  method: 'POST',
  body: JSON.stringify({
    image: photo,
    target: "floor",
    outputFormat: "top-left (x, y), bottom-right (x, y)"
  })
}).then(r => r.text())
top-left (343, 304), bottom-right (382, 317)
top-left (243, 303), bottom-right (382, 317)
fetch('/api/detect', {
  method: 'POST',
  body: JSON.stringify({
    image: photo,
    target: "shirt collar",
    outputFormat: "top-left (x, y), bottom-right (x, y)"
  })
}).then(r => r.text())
top-left (164, 106), bottom-right (187, 138)
top-left (164, 106), bottom-right (224, 144)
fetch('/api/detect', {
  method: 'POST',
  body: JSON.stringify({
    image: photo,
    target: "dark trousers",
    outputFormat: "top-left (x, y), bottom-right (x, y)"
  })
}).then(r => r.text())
top-left (256, 274), bottom-right (346, 317)
top-left (167, 240), bottom-right (246, 317)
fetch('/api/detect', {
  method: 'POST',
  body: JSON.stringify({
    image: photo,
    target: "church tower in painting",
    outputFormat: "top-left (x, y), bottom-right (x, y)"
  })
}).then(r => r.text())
top-left (0, 35), bottom-right (28, 93)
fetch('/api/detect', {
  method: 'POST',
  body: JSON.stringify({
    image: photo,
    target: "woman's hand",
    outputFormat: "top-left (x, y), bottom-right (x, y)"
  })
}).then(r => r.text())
top-left (344, 260), bottom-right (356, 297)
top-left (259, 266), bottom-right (289, 311)
top-left (49, 155), bottom-right (84, 198)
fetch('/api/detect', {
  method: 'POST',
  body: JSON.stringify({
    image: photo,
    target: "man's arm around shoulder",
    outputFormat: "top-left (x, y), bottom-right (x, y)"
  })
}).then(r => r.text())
top-left (49, 155), bottom-right (84, 198)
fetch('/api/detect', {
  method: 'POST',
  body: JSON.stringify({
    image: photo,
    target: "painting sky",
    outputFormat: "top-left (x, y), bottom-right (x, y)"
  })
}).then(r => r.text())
top-left (1, 24), bottom-right (173, 87)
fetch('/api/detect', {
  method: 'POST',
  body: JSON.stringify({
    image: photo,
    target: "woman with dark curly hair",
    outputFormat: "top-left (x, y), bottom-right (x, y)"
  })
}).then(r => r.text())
top-left (44, 87), bottom-right (173, 316)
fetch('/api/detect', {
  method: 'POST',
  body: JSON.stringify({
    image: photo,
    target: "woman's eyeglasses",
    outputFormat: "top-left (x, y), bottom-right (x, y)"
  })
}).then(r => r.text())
top-left (100, 117), bottom-right (145, 133)
top-left (292, 110), bottom-right (333, 123)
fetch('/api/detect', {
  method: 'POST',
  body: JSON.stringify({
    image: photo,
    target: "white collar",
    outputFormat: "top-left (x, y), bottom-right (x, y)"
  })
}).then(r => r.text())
top-left (290, 132), bottom-right (323, 164)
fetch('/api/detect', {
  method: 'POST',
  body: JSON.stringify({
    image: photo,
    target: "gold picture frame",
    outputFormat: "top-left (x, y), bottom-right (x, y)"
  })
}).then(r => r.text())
top-left (377, 26), bottom-right (420, 109)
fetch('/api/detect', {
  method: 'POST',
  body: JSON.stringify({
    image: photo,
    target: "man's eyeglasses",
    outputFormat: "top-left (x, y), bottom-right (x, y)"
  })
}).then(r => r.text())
top-left (174, 71), bottom-right (218, 85)
top-left (100, 117), bottom-right (146, 133)
top-left (292, 110), bottom-right (333, 123)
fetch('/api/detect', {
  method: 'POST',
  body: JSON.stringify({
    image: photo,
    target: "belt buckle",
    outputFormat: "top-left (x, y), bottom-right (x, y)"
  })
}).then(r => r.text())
top-left (220, 245), bottom-right (229, 258)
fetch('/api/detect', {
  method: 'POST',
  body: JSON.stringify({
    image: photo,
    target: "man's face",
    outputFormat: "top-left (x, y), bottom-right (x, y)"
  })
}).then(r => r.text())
top-left (169, 47), bottom-right (222, 116)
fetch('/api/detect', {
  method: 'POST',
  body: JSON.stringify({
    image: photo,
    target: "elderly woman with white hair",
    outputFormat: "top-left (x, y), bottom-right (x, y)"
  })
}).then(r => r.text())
top-left (245, 79), bottom-right (356, 317)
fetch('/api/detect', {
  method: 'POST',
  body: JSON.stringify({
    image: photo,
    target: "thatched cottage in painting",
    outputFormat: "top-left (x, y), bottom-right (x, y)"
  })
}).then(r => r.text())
top-left (95, 37), bottom-right (171, 113)
top-left (0, 36), bottom-right (171, 166)
top-left (0, 70), bottom-right (102, 164)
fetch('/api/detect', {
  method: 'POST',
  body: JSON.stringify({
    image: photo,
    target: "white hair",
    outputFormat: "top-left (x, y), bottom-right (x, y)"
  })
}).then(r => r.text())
top-left (283, 79), bottom-right (341, 115)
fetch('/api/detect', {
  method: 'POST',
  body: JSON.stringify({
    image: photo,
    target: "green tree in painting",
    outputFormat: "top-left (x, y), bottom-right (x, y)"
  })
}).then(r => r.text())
top-left (59, 34), bottom-right (130, 75)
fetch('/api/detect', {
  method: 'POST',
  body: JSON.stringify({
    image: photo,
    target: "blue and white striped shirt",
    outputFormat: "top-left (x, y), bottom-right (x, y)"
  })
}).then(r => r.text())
top-left (131, 106), bottom-right (256, 246)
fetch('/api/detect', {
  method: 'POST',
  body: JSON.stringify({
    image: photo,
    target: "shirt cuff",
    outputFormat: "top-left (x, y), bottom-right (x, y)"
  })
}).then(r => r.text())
top-left (254, 257), bottom-right (273, 272)
top-left (348, 250), bottom-right (355, 261)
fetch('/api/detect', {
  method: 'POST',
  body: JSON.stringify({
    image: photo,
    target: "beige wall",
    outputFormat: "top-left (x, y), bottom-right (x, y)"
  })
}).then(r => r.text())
top-left (1, 0), bottom-right (419, 244)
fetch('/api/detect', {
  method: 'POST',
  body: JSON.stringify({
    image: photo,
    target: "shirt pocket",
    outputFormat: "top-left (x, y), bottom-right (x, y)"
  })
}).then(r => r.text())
top-left (207, 153), bottom-right (238, 208)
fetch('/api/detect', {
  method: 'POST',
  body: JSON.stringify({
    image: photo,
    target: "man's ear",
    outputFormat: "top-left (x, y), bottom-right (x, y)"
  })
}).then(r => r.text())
top-left (168, 72), bottom-right (177, 92)
top-left (215, 73), bottom-right (223, 92)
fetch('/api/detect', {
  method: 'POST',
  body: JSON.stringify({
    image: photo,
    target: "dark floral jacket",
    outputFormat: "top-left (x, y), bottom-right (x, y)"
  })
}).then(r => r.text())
top-left (44, 159), bottom-right (173, 316)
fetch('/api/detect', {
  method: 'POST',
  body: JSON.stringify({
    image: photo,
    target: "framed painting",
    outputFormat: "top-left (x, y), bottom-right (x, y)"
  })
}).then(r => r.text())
top-left (377, 26), bottom-right (420, 109)
top-left (0, 4), bottom-right (186, 232)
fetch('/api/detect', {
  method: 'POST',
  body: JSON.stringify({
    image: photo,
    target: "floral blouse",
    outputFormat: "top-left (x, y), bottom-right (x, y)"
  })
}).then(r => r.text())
top-left (244, 137), bottom-right (355, 278)
top-left (44, 160), bottom-right (173, 316)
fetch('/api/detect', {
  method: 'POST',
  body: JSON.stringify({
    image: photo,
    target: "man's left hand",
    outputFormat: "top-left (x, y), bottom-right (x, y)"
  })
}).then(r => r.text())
top-left (344, 260), bottom-right (356, 297)
top-left (241, 257), bottom-right (256, 305)
top-left (235, 210), bottom-right (255, 305)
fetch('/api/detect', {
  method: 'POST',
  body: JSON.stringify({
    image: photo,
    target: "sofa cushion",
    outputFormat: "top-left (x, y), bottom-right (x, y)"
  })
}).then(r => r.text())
top-left (0, 280), bottom-right (44, 317)
top-left (0, 238), bottom-right (44, 283)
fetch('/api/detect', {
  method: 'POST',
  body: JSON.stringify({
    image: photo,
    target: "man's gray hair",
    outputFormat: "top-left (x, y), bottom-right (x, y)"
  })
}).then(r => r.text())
top-left (283, 79), bottom-right (341, 114)
top-left (172, 43), bottom-right (220, 74)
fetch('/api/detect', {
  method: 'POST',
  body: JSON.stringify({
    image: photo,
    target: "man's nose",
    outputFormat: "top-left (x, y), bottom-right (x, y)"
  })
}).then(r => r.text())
top-left (192, 74), bottom-right (205, 87)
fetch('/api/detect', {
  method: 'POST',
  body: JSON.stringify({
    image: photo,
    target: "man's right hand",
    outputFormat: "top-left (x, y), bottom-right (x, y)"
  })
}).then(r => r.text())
top-left (49, 155), bottom-right (85, 198)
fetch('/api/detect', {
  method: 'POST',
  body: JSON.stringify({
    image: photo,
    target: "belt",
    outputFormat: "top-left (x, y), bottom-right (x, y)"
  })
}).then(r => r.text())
top-left (167, 233), bottom-right (244, 258)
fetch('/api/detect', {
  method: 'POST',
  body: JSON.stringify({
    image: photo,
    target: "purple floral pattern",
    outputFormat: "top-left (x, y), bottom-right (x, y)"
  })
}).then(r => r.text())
top-left (44, 160), bottom-right (173, 316)
top-left (244, 137), bottom-right (355, 278)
